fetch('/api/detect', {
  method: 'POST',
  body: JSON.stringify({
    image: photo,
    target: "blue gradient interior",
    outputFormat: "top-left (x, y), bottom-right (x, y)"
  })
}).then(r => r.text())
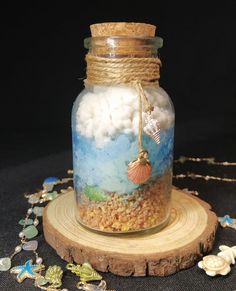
top-left (72, 127), bottom-right (174, 194)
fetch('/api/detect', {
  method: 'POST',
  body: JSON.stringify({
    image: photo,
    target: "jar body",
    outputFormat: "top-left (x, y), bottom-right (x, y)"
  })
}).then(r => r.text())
top-left (72, 84), bottom-right (174, 234)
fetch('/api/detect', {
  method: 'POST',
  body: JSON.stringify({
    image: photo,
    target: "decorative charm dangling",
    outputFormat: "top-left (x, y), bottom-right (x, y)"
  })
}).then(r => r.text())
top-left (10, 259), bottom-right (45, 283)
top-left (44, 265), bottom-right (63, 288)
top-left (127, 150), bottom-right (151, 184)
top-left (143, 113), bottom-right (161, 144)
top-left (66, 262), bottom-right (102, 282)
top-left (127, 82), bottom-right (154, 184)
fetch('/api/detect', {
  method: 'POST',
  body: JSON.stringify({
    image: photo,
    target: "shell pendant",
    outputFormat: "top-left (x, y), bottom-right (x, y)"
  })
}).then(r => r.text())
top-left (127, 150), bottom-right (152, 184)
top-left (143, 114), bottom-right (161, 144)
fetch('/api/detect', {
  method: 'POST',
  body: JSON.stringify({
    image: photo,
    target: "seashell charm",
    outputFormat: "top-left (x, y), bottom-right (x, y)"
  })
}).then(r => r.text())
top-left (66, 262), bottom-right (102, 283)
top-left (143, 114), bottom-right (161, 144)
top-left (127, 150), bottom-right (152, 184)
top-left (198, 255), bottom-right (231, 276)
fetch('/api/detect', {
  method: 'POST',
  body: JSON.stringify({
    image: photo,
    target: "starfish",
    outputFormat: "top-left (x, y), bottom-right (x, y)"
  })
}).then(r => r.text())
top-left (218, 215), bottom-right (236, 229)
top-left (217, 245), bottom-right (236, 265)
top-left (10, 260), bottom-right (44, 283)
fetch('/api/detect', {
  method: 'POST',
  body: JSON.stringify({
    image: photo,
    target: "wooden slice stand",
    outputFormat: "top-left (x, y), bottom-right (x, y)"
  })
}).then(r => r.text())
top-left (43, 188), bottom-right (218, 277)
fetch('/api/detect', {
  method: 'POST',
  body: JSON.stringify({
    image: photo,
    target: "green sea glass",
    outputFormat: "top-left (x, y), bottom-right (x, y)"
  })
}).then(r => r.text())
top-left (35, 276), bottom-right (48, 286)
top-left (0, 257), bottom-right (11, 271)
top-left (45, 191), bottom-right (58, 201)
top-left (33, 207), bottom-right (44, 216)
top-left (23, 225), bottom-right (38, 239)
top-left (84, 185), bottom-right (107, 202)
top-left (18, 218), bottom-right (34, 226)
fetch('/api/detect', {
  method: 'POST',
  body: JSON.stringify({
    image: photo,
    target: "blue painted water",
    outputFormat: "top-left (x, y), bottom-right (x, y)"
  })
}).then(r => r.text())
top-left (72, 127), bottom-right (174, 194)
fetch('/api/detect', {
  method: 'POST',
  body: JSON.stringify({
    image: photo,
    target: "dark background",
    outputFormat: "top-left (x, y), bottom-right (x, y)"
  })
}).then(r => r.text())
top-left (0, 1), bottom-right (236, 290)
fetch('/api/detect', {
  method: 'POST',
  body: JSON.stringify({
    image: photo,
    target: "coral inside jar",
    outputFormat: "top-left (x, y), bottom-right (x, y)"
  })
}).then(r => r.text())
top-left (72, 23), bottom-right (175, 234)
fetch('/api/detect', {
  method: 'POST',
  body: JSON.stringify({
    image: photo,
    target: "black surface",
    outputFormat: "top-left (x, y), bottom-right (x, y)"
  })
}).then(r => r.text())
top-left (1, 1), bottom-right (236, 290)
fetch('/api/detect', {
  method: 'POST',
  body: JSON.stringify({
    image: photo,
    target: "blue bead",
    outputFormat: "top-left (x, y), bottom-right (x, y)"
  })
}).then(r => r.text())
top-left (43, 177), bottom-right (59, 184)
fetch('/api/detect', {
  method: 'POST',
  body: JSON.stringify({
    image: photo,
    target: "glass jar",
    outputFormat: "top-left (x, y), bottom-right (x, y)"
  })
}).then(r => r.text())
top-left (72, 31), bottom-right (174, 234)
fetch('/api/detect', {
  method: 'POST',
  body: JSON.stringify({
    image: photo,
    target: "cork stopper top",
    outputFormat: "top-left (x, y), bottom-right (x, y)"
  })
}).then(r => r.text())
top-left (90, 22), bottom-right (156, 37)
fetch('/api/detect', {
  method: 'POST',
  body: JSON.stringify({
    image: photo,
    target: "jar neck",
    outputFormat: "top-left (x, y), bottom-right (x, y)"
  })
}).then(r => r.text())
top-left (84, 36), bottom-right (163, 58)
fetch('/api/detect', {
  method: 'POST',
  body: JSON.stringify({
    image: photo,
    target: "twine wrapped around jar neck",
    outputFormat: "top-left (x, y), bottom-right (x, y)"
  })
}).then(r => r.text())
top-left (84, 53), bottom-right (161, 87)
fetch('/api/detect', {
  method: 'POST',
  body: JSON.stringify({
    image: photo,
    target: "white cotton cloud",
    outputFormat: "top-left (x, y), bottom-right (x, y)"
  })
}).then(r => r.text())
top-left (76, 85), bottom-right (174, 148)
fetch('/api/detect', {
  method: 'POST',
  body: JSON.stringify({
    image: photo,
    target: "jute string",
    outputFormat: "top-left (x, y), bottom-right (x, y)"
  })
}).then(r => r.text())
top-left (84, 53), bottom-right (161, 154)
top-left (85, 54), bottom-right (161, 86)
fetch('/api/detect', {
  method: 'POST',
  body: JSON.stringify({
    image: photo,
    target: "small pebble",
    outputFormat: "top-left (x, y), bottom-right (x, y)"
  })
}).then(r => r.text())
top-left (23, 225), bottom-right (38, 239)
top-left (23, 240), bottom-right (38, 251)
top-left (0, 257), bottom-right (11, 271)
top-left (18, 218), bottom-right (33, 226)
top-left (33, 207), bottom-right (44, 217)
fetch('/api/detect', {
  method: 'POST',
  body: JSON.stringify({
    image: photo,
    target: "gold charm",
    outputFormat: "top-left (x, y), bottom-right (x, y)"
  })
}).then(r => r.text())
top-left (127, 150), bottom-right (152, 184)
top-left (66, 262), bottom-right (102, 282)
top-left (77, 280), bottom-right (115, 291)
top-left (45, 265), bottom-right (63, 288)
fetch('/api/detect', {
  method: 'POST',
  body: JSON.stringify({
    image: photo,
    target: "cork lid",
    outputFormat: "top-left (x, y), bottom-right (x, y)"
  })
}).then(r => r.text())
top-left (90, 22), bottom-right (156, 37)
top-left (86, 22), bottom-right (161, 57)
